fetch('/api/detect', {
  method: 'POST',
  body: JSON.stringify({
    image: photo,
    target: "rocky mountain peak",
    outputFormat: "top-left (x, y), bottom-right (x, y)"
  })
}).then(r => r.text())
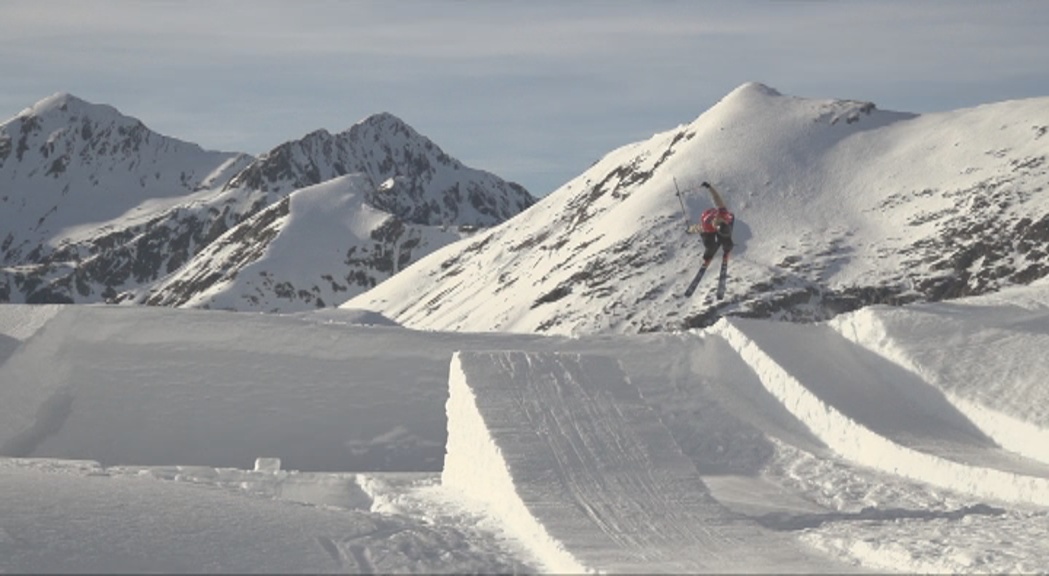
top-left (1, 94), bottom-right (534, 309)
top-left (17, 92), bottom-right (118, 123)
top-left (343, 85), bottom-right (1049, 336)
top-left (0, 92), bottom-right (218, 174)
top-left (351, 111), bottom-right (416, 135)
top-left (221, 111), bottom-right (532, 227)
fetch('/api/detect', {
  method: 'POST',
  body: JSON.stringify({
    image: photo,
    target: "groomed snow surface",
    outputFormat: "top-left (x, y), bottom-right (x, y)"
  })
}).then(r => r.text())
top-left (3, 283), bottom-right (1049, 573)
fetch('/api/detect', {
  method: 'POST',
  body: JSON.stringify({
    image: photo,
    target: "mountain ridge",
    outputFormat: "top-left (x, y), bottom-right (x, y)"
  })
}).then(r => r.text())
top-left (0, 92), bottom-right (534, 308)
top-left (4, 84), bottom-right (1047, 331)
top-left (343, 83), bottom-right (1049, 335)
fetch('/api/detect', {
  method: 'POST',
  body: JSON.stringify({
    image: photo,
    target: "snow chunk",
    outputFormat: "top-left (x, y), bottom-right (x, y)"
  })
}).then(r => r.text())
top-left (0, 303), bottom-right (64, 341)
top-left (253, 457), bottom-right (281, 473)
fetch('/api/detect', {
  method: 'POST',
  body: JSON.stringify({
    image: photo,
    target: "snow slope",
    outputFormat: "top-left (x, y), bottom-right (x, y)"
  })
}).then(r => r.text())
top-left (3, 281), bottom-right (1049, 572)
top-left (140, 174), bottom-right (468, 311)
top-left (0, 457), bottom-right (533, 574)
top-left (830, 284), bottom-right (1049, 464)
top-left (344, 83), bottom-right (1049, 335)
top-left (715, 318), bottom-right (1049, 505)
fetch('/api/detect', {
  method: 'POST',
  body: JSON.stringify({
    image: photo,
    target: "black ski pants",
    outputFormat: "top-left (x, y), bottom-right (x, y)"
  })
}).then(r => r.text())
top-left (700, 232), bottom-right (733, 262)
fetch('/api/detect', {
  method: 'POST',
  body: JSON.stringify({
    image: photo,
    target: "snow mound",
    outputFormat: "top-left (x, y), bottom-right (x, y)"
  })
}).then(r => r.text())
top-left (830, 289), bottom-right (1049, 464)
top-left (0, 303), bottom-right (63, 341)
top-left (443, 350), bottom-right (828, 573)
top-left (302, 307), bottom-right (401, 327)
top-left (714, 317), bottom-right (1049, 506)
top-left (0, 305), bottom-right (445, 471)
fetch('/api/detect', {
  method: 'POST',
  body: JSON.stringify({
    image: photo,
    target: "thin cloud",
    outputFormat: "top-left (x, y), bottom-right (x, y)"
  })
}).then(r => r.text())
top-left (2, 0), bottom-right (1048, 195)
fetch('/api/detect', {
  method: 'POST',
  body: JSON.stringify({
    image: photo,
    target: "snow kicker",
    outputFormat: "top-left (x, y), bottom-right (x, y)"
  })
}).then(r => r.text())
top-left (713, 317), bottom-right (1049, 507)
top-left (443, 350), bottom-right (844, 573)
top-left (441, 320), bottom-right (1049, 571)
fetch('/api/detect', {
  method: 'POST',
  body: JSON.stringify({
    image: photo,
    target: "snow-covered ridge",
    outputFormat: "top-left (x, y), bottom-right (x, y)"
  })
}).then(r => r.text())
top-left (141, 174), bottom-right (469, 311)
top-left (222, 110), bottom-right (533, 227)
top-left (0, 92), bottom-right (249, 258)
top-left (0, 92), bottom-right (534, 309)
top-left (345, 82), bottom-right (1049, 335)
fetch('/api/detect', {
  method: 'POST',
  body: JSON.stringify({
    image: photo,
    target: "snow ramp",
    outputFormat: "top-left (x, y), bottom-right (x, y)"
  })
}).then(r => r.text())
top-left (832, 302), bottom-right (1049, 465)
top-left (714, 317), bottom-right (1049, 507)
top-left (443, 350), bottom-right (840, 574)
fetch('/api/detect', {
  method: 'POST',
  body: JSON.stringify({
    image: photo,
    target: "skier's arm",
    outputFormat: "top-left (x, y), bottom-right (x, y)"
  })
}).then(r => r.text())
top-left (701, 182), bottom-right (727, 210)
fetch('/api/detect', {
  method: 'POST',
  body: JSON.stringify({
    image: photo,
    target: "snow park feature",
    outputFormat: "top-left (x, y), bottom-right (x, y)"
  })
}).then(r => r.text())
top-left (2, 81), bottom-right (1049, 572)
top-left (3, 286), bottom-right (1049, 572)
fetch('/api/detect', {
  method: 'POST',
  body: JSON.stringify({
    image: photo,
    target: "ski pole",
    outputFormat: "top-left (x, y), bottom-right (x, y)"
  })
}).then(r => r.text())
top-left (674, 178), bottom-right (689, 229)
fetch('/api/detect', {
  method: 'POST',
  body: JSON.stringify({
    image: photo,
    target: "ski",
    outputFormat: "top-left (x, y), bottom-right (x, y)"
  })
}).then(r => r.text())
top-left (715, 252), bottom-right (730, 300)
top-left (683, 260), bottom-right (711, 298)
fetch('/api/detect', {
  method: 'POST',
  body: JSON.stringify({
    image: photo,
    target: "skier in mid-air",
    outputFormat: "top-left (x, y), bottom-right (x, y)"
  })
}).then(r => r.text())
top-left (688, 181), bottom-right (734, 265)
top-left (683, 181), bottom-right (735, 299)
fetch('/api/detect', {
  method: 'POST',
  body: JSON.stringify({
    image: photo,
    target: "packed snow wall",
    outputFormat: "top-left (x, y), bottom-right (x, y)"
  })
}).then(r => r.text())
top-left (444, 350), bottom-right (780, 573)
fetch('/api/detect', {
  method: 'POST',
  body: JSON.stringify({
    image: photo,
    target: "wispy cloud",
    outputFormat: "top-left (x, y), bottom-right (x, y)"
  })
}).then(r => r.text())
top-left (3, 0), bottom-right (1048, 195)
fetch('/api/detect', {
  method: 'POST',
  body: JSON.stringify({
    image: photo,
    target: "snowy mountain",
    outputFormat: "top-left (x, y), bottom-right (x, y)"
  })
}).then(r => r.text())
top-left (0, 93), bottom-right (251, 267)
top-left (0, 93), bottom-right (533, 310)
top-left (140, 174), bottom-right (471, 310)
top-left (345, 82), bottom-right (1049, 335)
top-left (222, 112), bottom-right (532, 227)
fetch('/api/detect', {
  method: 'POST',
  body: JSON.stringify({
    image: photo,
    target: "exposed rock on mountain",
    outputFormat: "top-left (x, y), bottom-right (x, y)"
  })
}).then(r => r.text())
top-left (343, 82), bottom-right (1049, 335)
top-left (0, 94), bottom-right (534, 309)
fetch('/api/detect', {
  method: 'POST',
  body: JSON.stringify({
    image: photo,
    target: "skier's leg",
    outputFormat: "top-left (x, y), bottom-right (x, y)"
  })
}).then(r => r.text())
top-left (700, 233), bottom-right (719, 263)
top-left (719, 234), bottom-right (734, 255)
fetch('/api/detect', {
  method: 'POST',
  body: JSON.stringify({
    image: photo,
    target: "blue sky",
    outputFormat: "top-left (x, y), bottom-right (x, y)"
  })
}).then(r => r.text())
top-left (3, 1), bottom-right (1048, 196)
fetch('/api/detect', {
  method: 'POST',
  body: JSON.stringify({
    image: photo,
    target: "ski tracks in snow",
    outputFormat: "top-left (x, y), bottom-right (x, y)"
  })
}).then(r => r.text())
top-left (446, 320), bottom-right (1049, 573)
top-left (447, 350), bottom-right (850, 573)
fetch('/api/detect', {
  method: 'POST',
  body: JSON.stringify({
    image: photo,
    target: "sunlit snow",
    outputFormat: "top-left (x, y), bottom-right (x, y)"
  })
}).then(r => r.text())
top-left (3, 83), bottom-right (1049, 573)
top-left (345, 83), bottom-right (1049, 335)
top-left (3, 284), bottom-right (1049, 572)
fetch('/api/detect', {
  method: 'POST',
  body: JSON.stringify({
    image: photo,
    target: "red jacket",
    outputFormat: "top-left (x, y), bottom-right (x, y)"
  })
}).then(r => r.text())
top-left (700, 207), bottom-right (734, 233)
